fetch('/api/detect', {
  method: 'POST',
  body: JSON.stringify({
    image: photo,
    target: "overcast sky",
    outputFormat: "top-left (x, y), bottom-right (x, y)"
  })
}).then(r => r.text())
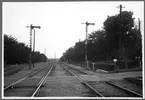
top-left (3, 1), bottom-right (144, 58)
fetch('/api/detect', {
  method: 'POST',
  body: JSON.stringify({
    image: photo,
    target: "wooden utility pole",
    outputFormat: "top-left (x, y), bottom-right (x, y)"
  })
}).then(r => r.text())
top-left (117, 5), bottom-right (128, 70)
top-left (117, 4), bottom-right (125, 61)
top-left (138, 18), bottom-right (142, 67)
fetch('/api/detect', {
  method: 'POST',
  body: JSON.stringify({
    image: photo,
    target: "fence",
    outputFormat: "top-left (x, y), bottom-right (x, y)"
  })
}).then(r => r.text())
top-left (69, 59), bottom-right (141, 72)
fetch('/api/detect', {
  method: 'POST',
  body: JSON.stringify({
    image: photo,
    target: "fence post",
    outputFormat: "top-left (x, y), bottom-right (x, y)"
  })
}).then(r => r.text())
top-left (92, 63), bottom-right (95, 71)
top-left (113, 59), bottom-right (117, 71)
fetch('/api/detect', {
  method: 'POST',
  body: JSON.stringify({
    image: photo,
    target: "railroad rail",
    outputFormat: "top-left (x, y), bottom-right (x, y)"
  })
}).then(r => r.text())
top-left (31, 64), bottom-right (54, 97)
top-left (60, 63), bottom-right (104, 97)
top-left (105, 81), bottom-right (142, 97)
top-left (4, 63), bottom-right (51, 91)
top-left (63, 63), bottom-right (143, 97)
top-left (62, 63), bottom-right (93, 75)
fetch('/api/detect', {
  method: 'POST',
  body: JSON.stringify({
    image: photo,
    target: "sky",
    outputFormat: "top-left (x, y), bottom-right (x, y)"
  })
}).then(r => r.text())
top-left (3, 1), bottom-right (144, 59)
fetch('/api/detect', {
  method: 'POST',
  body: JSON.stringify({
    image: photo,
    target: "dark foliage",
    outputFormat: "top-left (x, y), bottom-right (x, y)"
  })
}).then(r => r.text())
top-left (4, 34), bottom-right (47, 65)
top-left (60, 10), bottom-right (142, 63)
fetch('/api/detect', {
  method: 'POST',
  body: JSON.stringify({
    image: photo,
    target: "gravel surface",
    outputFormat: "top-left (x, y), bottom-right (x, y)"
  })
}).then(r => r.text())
top-left (4, 62), bottom-right (143, 98)
top-left (4, 62), bottom-right (51, 97)
top-left (4, 62), bottom-right (48, 86)
top-left (62, 63), bottom-right (143, 97)
top-left (36, 63), bottom-right (95, 97)
top-left (64, 63), bottom-right (94, 75)
top-left (65, 66), bottom-right (88, 75)
top-left (65, 63), bottom-right (142, 81)
top-left (50, 64), bottom-right (72, 76)
top-left (4, 79), bottom-right (40, 96)
top-left (87, 81), bottom-right (135, 97)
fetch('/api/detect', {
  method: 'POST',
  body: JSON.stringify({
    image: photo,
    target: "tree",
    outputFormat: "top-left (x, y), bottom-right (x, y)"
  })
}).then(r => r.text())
top-left (73, 41), bottom-right (85, 62)
top-left (4, 34), bottom-right (47, 65)
top-left (61, 10), bottom-right (142, 64)
top-left (87, 30), bottom-right (109, 61)
top-left (103, 11), bottom-right (136, 60)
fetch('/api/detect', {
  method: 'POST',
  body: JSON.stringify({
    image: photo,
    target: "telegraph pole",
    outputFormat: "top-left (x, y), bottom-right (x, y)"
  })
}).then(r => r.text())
top-left (27, 24), bottom-right (41, 69)
top-left (117, 5), bottom-right (127, 70)
top-left (138, 18), bottom-right (141, 67)
top-left (117, 5), bottom-right (125, 16)
top-left (82, 21), bottom-right (95, 69)
top-left (117, 4), bottom-right (125, 61)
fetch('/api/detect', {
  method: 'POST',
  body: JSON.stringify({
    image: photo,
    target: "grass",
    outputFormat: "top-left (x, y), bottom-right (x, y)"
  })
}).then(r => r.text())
top-left (4, 65), bottom-right (25, 76)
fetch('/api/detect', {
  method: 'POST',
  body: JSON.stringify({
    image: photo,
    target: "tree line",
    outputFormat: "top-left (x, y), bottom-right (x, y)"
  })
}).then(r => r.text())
top-left (60, 11), bottom-right (142, 63)
top-left (4, 34), bottom-right (47, 65)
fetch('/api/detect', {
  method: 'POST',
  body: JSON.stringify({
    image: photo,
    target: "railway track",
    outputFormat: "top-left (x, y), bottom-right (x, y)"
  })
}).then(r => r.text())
top-left (62, 62), bottom-right (94, 75)
top-left (105, 81), bottom-right (142, 97)
top-left (36, 62), bottom-right (97, 97)
top-left (31, 64), bottom-right (54, 97)
top-left (4, 63), bottom-right (49, 90)
top-left (60, 63), bottom-right (104, 97)
top-left (61, 63), bottom-right (143, 97)
top-left (4, 63), bottom-right (54, 97)
top-left (4, 62), bottom-right (142, 97)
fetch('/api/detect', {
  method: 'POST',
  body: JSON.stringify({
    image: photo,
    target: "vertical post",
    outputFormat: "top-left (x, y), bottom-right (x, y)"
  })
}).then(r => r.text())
top-left (85, 21), bottom-right (88, 69)
top-left (138, 18), bottom-right (141, 68)
top-left (138, 18), bottom-right (141, 32)
top-left (27, 24), bottom-right (40, 69)
top-left (29, 24), bottom-right (33, 69)
top-left (117, 4), bottom-right (125, 70)
top-left (119, 5), bottom-right (122, 15)
top-left (114, 61), bottom-right (116, 71)
top-left (119, 5), bottom-right (122, 61)
top-left (33, 29), bottom-right (35, 52)
top-left (82, 21), bottom-right (95, 69)
top-left (113, 59), bottom-right (117, 71)
top-left (32, 29), bottom-right (35, 67)
top-left (92, 63), bottom-right (95, 71)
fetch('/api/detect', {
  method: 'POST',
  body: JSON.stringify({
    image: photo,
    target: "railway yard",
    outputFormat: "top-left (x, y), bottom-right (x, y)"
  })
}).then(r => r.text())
top-left (4, 61), bottom-right (143, 98)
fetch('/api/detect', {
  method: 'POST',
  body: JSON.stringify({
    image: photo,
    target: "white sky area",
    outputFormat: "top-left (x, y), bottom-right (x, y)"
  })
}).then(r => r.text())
top-left (3, 1), bottom-right (144, 59)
